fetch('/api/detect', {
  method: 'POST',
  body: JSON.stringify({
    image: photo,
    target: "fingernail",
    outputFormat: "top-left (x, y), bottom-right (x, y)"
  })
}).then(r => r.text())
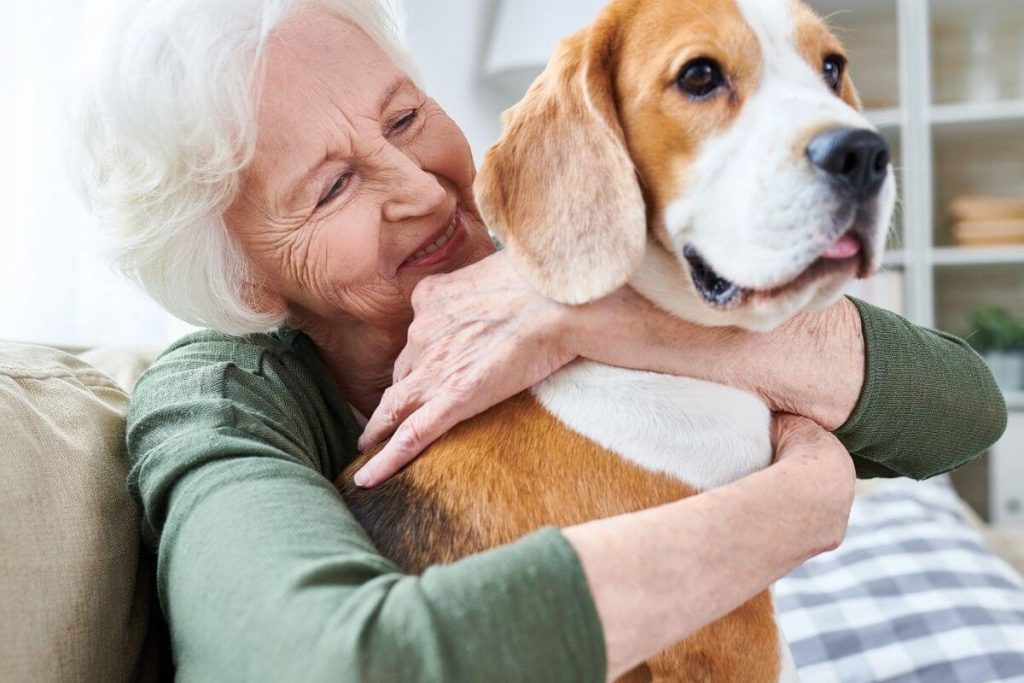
top-left (353, 469), bottom-right (369, 488)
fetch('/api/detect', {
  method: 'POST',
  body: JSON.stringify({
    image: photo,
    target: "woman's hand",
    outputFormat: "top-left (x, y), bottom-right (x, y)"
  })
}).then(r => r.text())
top-left (355, 252), bottom-right (578, 487)
top-left (770, 414), bottom-right (856, 544)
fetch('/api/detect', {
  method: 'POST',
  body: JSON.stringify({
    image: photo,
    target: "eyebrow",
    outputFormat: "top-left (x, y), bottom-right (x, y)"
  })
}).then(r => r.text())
top-left (280, 76), bottom-right (414, 210)
top-left (378, 77), bottom-right (409, 114)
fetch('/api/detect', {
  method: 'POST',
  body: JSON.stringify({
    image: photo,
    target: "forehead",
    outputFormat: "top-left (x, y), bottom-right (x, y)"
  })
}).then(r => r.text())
top-left (619, 0), bottom-right (837, 79)
top-left (250, 10), bottom-right (404, 169)
top-left (262, 9), bottom-right (400, 116)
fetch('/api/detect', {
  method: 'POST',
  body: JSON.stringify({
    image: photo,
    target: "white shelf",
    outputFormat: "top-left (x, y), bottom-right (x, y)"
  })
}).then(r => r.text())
top-left (821, 0), bottom-right (1024, 527)
top-left (867, 107), bottom-right (903, 131)
top-left (808, 0), bottom-right (896, 20)
top-left (883, 249), bottom-right (906, 267)
top-left (930, 0), bottom-right (1023, 20)
top-left (930, 100), bottom-right (1024, 136)
top-left (1006, 392), bottom-right (1024, 411)
top-left (931, 246), bottom-right (1024, 266)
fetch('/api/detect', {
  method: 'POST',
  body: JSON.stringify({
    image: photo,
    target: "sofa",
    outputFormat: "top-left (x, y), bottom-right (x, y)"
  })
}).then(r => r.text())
top-left (2, 341), bottom-right (1023, 682)
top-left (0, 343), bottom-right (163, 681)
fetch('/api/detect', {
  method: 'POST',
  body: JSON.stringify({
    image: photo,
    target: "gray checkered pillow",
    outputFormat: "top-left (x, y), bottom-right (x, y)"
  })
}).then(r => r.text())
top-left (776, 476), bottom-right (1024, 683)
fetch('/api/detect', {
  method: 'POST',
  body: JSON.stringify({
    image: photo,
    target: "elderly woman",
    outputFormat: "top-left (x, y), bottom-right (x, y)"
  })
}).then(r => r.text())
top-left (77, 0), bottom-right (1006, 680)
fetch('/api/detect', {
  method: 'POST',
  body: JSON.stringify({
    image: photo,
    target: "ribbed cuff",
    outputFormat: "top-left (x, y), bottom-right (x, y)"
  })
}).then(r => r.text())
top-left (834, 296), bottom-right (902, 477)
top-left (835, 296), bottom-right (1007, 480)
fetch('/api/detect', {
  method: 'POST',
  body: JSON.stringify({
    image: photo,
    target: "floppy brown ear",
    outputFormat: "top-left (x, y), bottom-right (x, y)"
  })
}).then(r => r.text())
top-left (474, 23), bottom-right (646, 305)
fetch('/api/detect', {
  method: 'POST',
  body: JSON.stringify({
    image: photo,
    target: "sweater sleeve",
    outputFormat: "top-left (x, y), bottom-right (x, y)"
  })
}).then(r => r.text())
top-left (127, 332), bottom-right (605, 683)
top-left (835, 298), bottom-right (1008, 480)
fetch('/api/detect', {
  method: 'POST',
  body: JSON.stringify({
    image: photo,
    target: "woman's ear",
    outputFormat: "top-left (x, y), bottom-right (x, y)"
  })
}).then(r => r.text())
top-left (240, 277), bottom-right (288, 320)
top-left (474, 22), bottom-right (646, 305)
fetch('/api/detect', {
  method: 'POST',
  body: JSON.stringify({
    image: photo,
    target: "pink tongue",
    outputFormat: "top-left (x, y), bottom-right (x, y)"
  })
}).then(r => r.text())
top-left (822, 233), bottom-right (861, 259)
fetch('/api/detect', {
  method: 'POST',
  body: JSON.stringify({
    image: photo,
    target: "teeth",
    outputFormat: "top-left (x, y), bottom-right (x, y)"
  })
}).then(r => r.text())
top-left (409, 212), bottom-right (459, 261)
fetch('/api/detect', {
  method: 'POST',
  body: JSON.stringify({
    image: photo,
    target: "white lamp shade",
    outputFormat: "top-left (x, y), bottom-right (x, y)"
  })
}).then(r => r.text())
top-left (484, 0), bottom-right (605, 95)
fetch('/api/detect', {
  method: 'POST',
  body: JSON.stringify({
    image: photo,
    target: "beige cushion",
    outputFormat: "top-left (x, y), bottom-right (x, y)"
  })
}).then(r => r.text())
top-left (78, 346), bottom-right (160, 396)
top-left (0, 344), bottom-right (155, 682)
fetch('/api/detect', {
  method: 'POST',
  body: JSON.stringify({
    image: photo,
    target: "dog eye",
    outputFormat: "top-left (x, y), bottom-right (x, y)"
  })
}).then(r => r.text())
top-left (677, 58), bottom-right (725, 99)
top-left (823, 55), bottom-right (846, 93)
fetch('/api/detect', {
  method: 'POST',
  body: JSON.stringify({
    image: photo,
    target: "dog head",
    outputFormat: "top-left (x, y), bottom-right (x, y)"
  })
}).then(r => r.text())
top-left (475, 0), bottom-right (897, 331)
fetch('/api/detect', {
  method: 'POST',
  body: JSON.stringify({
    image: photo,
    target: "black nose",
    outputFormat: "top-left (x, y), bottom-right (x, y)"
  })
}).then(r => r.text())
top-left (806, 127), bottom-right (890, 200)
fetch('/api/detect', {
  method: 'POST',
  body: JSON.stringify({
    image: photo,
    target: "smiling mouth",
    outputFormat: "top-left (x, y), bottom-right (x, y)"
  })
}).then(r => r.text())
top-left (398, 206), bottom-right (465, 272)
top-left (684, 231), bottom-right (868, 308)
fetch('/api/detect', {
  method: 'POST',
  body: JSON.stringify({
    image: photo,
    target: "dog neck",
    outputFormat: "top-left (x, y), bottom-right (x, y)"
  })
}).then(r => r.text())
top-left (627, 240), bottom-right (761, 330)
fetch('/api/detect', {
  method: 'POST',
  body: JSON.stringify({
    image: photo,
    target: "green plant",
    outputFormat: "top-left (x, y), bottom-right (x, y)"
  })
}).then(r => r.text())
top-left (965, 305), bottom-right (1024, 354)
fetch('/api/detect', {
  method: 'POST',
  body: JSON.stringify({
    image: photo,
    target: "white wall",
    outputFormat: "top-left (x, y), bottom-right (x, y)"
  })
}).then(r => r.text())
top-left (399, 0), bottom-right (602, 162)
top-left (400, 0), bottom-right (511, 165)
top-left (0, 0), bottom-right (193, 348)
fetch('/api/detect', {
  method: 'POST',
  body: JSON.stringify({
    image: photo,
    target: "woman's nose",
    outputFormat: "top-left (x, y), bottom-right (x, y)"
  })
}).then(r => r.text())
top-left (382, 153), bottom-right (448, 223)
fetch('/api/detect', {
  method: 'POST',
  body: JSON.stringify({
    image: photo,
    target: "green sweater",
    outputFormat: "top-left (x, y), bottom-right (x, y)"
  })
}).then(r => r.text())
top-left (126, 298), bottom-right (1007, 682)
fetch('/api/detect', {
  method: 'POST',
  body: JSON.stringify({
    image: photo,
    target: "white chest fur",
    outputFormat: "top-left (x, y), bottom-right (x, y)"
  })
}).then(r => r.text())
top-left (531, 360), bottom-right (773, 490)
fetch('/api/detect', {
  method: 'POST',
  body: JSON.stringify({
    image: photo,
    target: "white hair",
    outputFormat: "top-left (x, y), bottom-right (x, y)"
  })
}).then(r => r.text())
top-left (73, 0), bottom-right (417, 335)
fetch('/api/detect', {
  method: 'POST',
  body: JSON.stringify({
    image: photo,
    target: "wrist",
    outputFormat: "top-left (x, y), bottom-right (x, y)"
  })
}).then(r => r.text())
top-left (772, 446), bottom-right (855, 551)
top-left (542, 296), bottom-right (588, 364)
top-left (559, 289), bottom-right (634, 360)
top-left (758, 297), bottom-right (865, 429)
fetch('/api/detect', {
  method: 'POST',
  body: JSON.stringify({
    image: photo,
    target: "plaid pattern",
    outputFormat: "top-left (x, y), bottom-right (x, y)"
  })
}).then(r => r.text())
top-left (776, 477), bottom-right (1024, 683)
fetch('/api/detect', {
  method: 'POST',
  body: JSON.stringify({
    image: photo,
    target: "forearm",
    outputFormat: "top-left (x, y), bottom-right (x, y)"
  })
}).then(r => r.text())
top-left (571, 292), bottom-right (864, 429)
top-left (162, 457), bottom-right (605, 682)
top-left (565, 443), bottom-right (853, 681)
top-left (572, 292), bottom-right (1006, 477)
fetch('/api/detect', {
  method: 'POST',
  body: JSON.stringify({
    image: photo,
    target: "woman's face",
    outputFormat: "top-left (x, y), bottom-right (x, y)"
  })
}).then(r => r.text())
top-left (227, 8), bottom-right (495, 334)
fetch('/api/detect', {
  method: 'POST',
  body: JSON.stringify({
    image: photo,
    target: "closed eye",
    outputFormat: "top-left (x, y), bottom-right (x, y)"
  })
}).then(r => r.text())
top-left (316, 171), bottom-right (353, 209)
top-left (389, 109), bottom-right (419, 135)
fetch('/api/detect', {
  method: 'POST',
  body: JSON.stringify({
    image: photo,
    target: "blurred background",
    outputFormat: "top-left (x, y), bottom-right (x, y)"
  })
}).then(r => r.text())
top-left (2, 0), bottom-right (1022, 523)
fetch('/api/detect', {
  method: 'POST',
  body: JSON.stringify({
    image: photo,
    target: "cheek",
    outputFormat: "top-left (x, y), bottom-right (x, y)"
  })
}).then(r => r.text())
top-left (315, 204), bottom-right (383, 288)
top-left (623, 91), bottom-right (737, 221)
top-left (841, 78), bottom-right (860, 109)
top-left (411, 111), bottom-right (476, 197)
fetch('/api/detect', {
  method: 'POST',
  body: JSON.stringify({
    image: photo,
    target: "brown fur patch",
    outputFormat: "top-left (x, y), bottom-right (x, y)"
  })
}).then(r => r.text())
top-left (339, 393), bottom-right (780, 681)
top-left (340, 393), bottom-right (697, 568)
top-left (792, 0), bottom-right (862, 110)
top-left (611, 0), bottom-right (763, 235)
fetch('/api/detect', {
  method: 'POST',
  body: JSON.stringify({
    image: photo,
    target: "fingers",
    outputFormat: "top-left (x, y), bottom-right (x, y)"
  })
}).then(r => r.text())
top-left (353, 399), bottom-right (466, 488)
top-left (770, 413), bottom-right (825, 462)
top-left (392, 344), bottom-right (416, 383)
top-left (770, 413), bottom-right (801, 451)
top-left (358, 384), bottom-right (419, 452)
top-left (771, 413), bottom-right (848, 468)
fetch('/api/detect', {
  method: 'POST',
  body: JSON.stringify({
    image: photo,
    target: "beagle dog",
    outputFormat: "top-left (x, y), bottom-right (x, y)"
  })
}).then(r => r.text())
top-left (340, 0), bottom-right (896, 680)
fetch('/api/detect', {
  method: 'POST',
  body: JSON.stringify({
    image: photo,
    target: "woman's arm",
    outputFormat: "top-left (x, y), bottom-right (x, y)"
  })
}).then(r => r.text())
top-left (570, 288), bottom-right (1009, 479)
top-left (356, 251), bottom-right (1006, 486)
top-left (570, 286), bottom-right (866, 431)
top-left (570, 414), bottom-right (854, 679)
top-left (132, 332), bottom-right (851, 682)
top-left (130, 332), bottom-right (604, 681)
